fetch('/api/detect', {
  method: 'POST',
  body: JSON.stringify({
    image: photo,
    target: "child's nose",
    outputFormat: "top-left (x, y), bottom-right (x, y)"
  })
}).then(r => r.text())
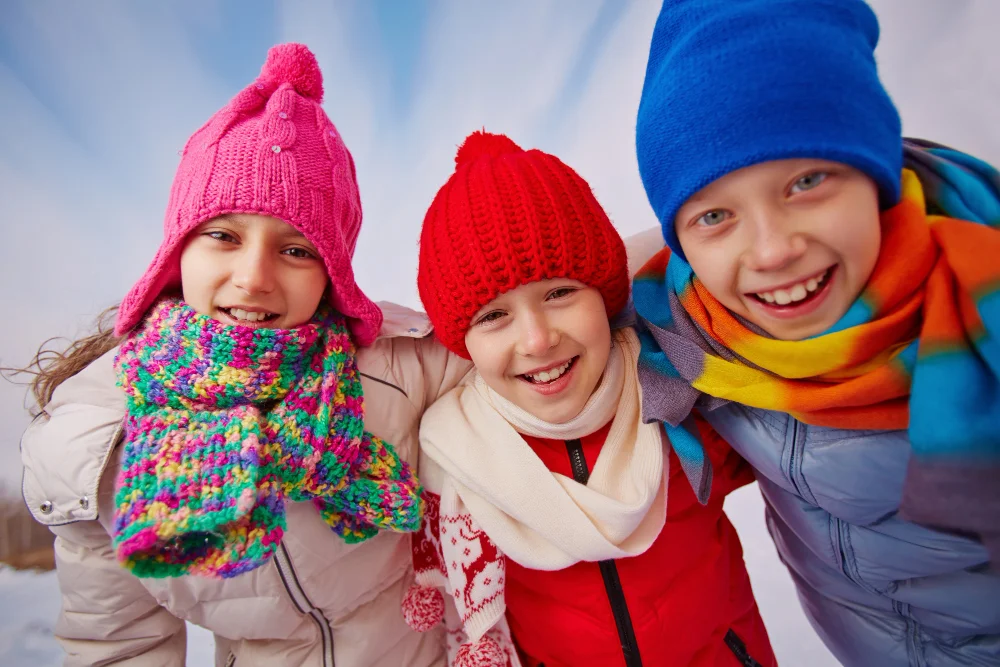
top-left (744, 211), bottom-right (807, 272)
top-left (516, 311), bottom-right (560, 357)
top-left (232, 248), bottom-right (276, 295)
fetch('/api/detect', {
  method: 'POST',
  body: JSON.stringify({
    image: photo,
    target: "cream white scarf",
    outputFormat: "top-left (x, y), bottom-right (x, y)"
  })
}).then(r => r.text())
top-left (417, 328), bottom-right (668, 650)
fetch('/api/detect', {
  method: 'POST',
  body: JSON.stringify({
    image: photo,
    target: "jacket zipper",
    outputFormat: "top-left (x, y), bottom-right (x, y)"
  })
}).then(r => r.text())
top-left (893, 600), bottom-right (927, 667)
top-left (785, 418), bottom-right (803, 498)
top-left (274, 543), bottom-right (335, 667)
top-left (724, 629), bottom-right (764, 667)
top-left (565, 439), bottom-right (643, 667)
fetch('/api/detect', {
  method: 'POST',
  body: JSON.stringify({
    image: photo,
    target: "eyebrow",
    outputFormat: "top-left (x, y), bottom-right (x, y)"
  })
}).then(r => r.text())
top-left (216, 215), bottom-right (310, 241)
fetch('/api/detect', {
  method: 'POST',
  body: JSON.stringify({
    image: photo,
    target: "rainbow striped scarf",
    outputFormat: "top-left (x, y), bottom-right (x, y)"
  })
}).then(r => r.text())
top-left (113, 299), bottom-right (422, 578)
top-left (634, 140), bottom-right (1000, 557)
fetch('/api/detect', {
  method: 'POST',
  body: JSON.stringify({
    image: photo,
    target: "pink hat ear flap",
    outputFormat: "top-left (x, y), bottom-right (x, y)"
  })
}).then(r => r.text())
top-left (115, 242), bottom-right (184, 336)
top-left (326, 267), bottom-right (382, 347)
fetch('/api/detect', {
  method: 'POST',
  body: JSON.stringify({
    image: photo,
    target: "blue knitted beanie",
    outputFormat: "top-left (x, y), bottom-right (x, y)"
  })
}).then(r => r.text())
top-left (636, 0), bottom-right (903, 258)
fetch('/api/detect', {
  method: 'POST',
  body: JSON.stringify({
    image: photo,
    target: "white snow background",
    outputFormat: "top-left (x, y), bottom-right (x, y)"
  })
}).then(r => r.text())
top-left (2, 1), bottom-right (998, 665)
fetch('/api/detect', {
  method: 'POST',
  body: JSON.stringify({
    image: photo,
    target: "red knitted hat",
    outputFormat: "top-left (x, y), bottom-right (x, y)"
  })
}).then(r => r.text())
top-left (417, 131), bottom-right (629, 359)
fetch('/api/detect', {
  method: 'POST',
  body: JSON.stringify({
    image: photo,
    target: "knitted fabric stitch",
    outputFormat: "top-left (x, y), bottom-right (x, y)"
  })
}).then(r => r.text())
top-left (636, 0), bottom-right (902, 258)
top-left (417, 131), bottom-right (629, 359)
top-left (115, 43), bottom-right (382, 346)
top-left (113, 298), bottom-right (422, 578)
top-left (633, 140), bottom-right (1000, 559)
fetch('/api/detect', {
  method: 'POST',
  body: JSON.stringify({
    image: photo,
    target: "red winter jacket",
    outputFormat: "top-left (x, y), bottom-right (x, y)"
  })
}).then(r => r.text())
top-left (504, 417), bottom-right (776, 667)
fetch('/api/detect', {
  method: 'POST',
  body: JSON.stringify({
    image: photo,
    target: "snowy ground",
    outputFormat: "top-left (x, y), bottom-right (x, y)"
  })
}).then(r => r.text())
top-left (0, 483), bottom-right (839, 666)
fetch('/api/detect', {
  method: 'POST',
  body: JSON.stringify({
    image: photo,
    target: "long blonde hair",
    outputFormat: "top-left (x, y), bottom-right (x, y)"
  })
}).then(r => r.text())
top-left (3, 306), bottom-right (123, 416)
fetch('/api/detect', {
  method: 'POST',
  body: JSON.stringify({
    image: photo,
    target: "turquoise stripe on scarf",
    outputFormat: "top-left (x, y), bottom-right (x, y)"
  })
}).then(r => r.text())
top-left (903, 139), bottom-right (1000, 464)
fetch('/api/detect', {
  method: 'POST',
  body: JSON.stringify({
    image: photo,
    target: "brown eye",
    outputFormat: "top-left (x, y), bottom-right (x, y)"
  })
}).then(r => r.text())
top-left (475, 311), bottom-right (505, 326)
top-left (283, 246), bottom-right (316, 259)
top-left (546, 287), bottom-right (576, 300)
top-left (790, 172), bottom-right (828, 194)
top-left (205, 230), bottom-right (238, 243)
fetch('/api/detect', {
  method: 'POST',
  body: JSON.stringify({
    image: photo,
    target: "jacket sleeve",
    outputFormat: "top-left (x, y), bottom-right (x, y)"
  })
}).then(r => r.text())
top-left (624, 226), bottom-right (667, 277)
top-left (413, 335), bottom-right (474, 414)
top-left (49, 519), bottom-right (187, 667)
top-left (693, 412), bottom-right (755, 498)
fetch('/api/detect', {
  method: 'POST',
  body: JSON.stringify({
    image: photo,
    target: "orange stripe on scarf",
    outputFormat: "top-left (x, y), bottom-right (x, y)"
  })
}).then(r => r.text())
top-left (680, 170), bottom-right (992, 430)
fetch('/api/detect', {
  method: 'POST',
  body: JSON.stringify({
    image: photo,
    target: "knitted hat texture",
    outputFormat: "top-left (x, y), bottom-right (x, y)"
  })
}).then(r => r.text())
top-left (636, 0), bottom-right (903, 258)
top-left (115, 43), bottom-right (382, 345)
top-left (417, 131), bottom-right (629, 358)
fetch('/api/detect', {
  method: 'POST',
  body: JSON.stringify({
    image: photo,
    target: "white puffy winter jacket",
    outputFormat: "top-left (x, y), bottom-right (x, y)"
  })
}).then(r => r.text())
top-left (20, 303), bottom-right (472, 667)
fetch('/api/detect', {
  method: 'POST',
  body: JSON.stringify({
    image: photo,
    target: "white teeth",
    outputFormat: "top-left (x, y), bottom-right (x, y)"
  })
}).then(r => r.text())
top-left (229, 308), bottom-right (272, 322)
top-left (756, 270), bottom-right (829, 306)
top-left (526, 360), bottom-right (572, 383)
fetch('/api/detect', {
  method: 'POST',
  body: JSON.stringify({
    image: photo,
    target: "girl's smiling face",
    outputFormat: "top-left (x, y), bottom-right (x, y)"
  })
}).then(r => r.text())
top-left (463, 279), bottom-right (612, 424)
top-left (180, 213), bottom-right (328, 329)
top-left (674, 159), bottom-right (882, 340)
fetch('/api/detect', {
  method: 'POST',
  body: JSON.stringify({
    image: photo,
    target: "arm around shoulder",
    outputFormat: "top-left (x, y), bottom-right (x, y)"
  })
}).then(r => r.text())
top-left (413, 334), bottom-right (473, 414)
top-left (374, 301), bottom-right (473, 415)
top-left (624, 226), bottom-right (666, 277)
top-left (692, 413), bottom-right (756, 497)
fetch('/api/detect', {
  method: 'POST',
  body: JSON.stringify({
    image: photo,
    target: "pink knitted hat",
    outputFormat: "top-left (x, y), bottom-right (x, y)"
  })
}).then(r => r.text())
top-left (115, 43), bottom-right (382, 345)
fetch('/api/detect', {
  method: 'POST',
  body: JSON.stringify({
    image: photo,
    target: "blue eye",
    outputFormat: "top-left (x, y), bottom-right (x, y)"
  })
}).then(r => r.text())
top-left (695, 210), bottom-right (729, 227)
top-left (790, 172), bottom-right (827, 194)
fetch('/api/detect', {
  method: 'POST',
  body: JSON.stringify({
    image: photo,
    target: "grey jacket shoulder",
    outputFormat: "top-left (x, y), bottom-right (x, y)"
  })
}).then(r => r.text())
top-left (21, 348), bottom-right (124, 526)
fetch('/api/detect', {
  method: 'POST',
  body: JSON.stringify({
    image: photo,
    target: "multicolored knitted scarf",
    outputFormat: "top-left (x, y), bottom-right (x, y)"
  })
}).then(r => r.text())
top-left (112, 298), bottom-right (422, 578)
top-left (634, 140), bottom-right (1000, 557)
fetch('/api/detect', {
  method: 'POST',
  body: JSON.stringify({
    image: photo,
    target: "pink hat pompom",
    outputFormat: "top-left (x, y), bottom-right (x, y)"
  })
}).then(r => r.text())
top-left (401, 584), bottom-right (445, 632)
top-left (259, 42), bottom-right (324, 102)
top-left (454, 636), bottom-right (507, 667)
top-left (116, 39), bottom-right (384, 343)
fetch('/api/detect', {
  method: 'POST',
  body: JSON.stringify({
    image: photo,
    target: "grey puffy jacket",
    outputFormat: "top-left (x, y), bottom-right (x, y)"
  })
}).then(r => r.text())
top-left (706, 403), bottom-right (1000, 667)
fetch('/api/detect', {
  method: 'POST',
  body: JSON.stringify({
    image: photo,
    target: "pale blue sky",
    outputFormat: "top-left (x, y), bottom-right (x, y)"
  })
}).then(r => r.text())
top-left (3, 0), bottom-right (999, 475)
